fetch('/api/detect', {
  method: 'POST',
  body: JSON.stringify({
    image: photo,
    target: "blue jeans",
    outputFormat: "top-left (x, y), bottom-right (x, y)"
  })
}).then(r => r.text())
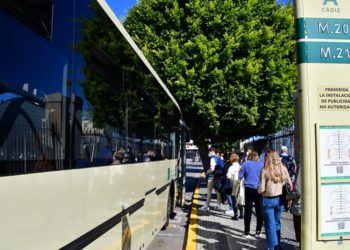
top-left (227, 194), bottom-right (233, 209)
top-left (226, 194), bottom-right (238, 215)
top-left (261, 196), bottom-right (283, 249)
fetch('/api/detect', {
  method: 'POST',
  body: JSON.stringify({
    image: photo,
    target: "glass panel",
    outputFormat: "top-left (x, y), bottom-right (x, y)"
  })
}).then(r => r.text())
top-left (0, 0), bottom-right (72, 175)
top-left (72, 1), bottom-right (179, 167)
top-left (0, 0), bottom-right (53, 39)
top-left (0, 0), bottom-right (179, 176)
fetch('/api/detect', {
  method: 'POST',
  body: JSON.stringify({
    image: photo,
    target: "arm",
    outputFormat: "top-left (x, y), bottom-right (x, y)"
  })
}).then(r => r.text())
top-left (238, 164), bottom-right (244, 179)
top-left (292, 159), bottom-right (298, 182)
top-left (206, 158), bottom-right (216, 175)
top-left (258, 170), bottom-right (266, 194)
top-left (284, 166), bottom-right (293, 190)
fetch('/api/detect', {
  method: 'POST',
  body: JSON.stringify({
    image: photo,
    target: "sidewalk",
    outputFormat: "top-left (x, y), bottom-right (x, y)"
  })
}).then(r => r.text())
top-left (186, 175), bottom-right (301, 250)
top-left (148, 162), bottom-right (203, 250)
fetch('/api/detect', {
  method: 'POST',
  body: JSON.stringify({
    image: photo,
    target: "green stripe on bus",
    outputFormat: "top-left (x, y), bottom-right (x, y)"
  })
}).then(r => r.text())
top-left (296, 18), bottom-right (350, 40)
top-left (297, 41), bottom-right (350, 64)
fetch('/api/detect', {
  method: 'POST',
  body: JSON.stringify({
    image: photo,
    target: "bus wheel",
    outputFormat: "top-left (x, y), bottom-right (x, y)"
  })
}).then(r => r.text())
top-left (161, 193), bottom-right (172, 230)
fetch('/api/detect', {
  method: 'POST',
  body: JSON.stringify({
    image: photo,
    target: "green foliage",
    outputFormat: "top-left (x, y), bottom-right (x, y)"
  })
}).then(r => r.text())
top-left (75, 1), bottom-right (176, 138)
top-left (124, 0), bottom-right (296, 144)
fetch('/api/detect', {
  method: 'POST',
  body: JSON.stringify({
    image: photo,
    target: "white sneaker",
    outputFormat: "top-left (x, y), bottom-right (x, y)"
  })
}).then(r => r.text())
top-left (199, 205), bottom-right (210, 211)
top-left (255, 232), bottom-right (263, 238)
top-left (214, 204), bottom-right (222, 210)
top-left (242, 233), bottom-right (254, 240)
top-left (225, 210), bottom-right (234, 216)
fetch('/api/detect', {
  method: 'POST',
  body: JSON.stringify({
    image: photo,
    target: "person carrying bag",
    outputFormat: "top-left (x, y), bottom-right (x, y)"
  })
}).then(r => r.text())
top-left (236, 178), bottom-right (245, 219)
top-left (258, 150), bottom-right (292, 250)
top-left (225, 153), bottom-right (241, 220)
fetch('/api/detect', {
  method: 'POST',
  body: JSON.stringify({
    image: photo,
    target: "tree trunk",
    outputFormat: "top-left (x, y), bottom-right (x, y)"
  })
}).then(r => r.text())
top-left (195, 138), bottom-right (210, 172)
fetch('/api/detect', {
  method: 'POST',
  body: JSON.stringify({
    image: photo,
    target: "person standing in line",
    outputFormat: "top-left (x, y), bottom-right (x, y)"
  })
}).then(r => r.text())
top-left (238, 151), bottom-right (264, 238)
top-left (225, 152), bottom-right (241, 219)
top-left (286, 163), bottom-right (301, 243)
top-left (280, 146), bottom-right (297, 181)
top-left (199, 148), bottom-right (224, 211)
top-left (280, 145), bottom-right (297, 211)
top-left (258, 150), bottom-right (293, 250)
top-left (236, 177), bottom-right (245, 219)
top-left (243, 146), bottom-right (254, 163)
top-left (259, 144), bottom-right (269, 164)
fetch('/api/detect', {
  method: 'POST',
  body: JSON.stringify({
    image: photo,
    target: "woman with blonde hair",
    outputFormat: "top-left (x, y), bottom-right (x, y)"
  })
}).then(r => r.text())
top-left (258, 150), bottom-right (292, 250)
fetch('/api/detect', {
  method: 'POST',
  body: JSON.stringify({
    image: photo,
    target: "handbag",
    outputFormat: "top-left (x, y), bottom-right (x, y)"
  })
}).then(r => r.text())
top-left (237, 180), bottom-right (245, 206)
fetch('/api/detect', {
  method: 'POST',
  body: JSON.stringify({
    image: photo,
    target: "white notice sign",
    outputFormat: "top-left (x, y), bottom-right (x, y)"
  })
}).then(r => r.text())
top-left (319, 126), bottom-right (350, 179)
top-left (320, 183), bottom-right (350, 238)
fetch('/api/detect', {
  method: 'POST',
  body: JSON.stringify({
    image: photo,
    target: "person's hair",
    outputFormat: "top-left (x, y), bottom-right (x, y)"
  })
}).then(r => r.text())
top-left (230, 153), bottom-right (239, 163)
top-left (263, 150), bottom-right (287, 183)
top-left (208, 147), bottom-right (215, 153)
top-left (114, 149), bottom-right (125, 161)
top-left (247, 150), bottom-right (259, 161)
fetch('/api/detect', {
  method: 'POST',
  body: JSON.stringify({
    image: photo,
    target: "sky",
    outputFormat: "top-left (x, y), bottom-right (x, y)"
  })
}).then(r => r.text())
top-left (107, 0), bottom-right (291, 20)
top-left (277, 0), bottom-right (292, 4)
top-left (105, 0), bottom-right (138, 19)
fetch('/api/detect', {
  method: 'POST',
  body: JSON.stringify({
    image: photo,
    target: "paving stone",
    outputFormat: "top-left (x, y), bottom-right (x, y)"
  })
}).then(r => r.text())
top-left (196, 177), bottom-right (300, 250)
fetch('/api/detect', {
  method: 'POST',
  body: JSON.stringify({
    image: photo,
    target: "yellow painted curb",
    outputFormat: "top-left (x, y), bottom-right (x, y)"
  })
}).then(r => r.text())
top-left (185, 183), bottom-right (200, 250)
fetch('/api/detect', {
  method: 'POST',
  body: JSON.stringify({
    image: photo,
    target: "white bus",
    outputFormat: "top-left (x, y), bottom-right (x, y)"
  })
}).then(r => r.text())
top-left (0, 0), bottom-right (184, 249)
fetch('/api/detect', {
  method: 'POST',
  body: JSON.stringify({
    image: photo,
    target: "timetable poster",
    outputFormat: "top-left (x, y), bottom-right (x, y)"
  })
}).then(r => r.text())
top-left (319, 126), bottom-right (350, 179)
top-left (320, 183), bottom-right (350, 238)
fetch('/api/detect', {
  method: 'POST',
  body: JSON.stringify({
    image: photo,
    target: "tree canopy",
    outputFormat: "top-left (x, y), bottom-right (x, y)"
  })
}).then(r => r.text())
top-left (124, 0), bottom-right (297, 151)
top-left (76, 2), bottom-right (178, 139)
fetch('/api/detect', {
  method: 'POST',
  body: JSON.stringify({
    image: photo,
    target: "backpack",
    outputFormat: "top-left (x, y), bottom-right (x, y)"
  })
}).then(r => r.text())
top-left (212, 155), bottom-right (225, 176)
top-left (212, 156), bottom-right (226, 191)
top-left (280, 154), bottom-right (295, 177)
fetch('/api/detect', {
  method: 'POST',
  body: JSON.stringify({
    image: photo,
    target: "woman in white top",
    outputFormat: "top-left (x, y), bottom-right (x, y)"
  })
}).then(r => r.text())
top-left (225, 153), bottom-right (242, 220)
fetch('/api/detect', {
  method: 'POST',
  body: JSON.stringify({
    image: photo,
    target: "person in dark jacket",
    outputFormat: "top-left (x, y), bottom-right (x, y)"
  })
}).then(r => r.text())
top-left (286, 163), bottom-right (301, 243)
top-left (280, 145), bottom-right (297, 211)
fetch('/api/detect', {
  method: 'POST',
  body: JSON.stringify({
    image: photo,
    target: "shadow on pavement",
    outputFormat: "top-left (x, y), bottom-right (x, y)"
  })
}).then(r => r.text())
top-left (192, 177), bottom-right (300, 250)
top-left (192, 215), bottom-right (299, 250)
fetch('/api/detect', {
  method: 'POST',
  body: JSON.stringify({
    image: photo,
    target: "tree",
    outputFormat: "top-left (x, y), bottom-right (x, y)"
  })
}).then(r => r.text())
top-left (124, 0), bottom-right (296, 168)
top-left (75, 1), bottom-right (178, 141)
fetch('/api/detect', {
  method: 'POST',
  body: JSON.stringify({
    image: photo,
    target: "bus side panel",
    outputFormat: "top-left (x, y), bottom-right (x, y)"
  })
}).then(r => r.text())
top-left (0, 160), bottom-right (177, 249)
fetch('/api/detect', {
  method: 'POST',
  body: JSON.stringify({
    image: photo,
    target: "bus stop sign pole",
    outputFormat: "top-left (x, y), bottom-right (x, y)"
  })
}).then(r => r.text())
top-left (294, 0), bottom-right (350, 249)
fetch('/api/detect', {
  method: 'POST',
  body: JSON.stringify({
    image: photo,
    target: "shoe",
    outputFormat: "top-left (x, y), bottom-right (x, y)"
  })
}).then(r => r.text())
top-left (242, 233), bottom-right (254, 240)
top-left (231, 215), bottom-right (238, 220)
top-left (214, 204), bottom-right (221, 210)
top-left (199, 205), bottom-right (210, 211)
top-left (239, 214), bottom-right (244, 219)
top-left (255, 231), bottom-right (263, 238)
top-left (225, 210), bottom-right (234, 216)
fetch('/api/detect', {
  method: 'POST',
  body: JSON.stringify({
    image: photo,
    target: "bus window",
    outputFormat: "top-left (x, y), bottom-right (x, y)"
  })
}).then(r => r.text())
top-left (0, 0), bottom-right (53, 39)
top-left (0, 0), bottom-right (180, 175)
